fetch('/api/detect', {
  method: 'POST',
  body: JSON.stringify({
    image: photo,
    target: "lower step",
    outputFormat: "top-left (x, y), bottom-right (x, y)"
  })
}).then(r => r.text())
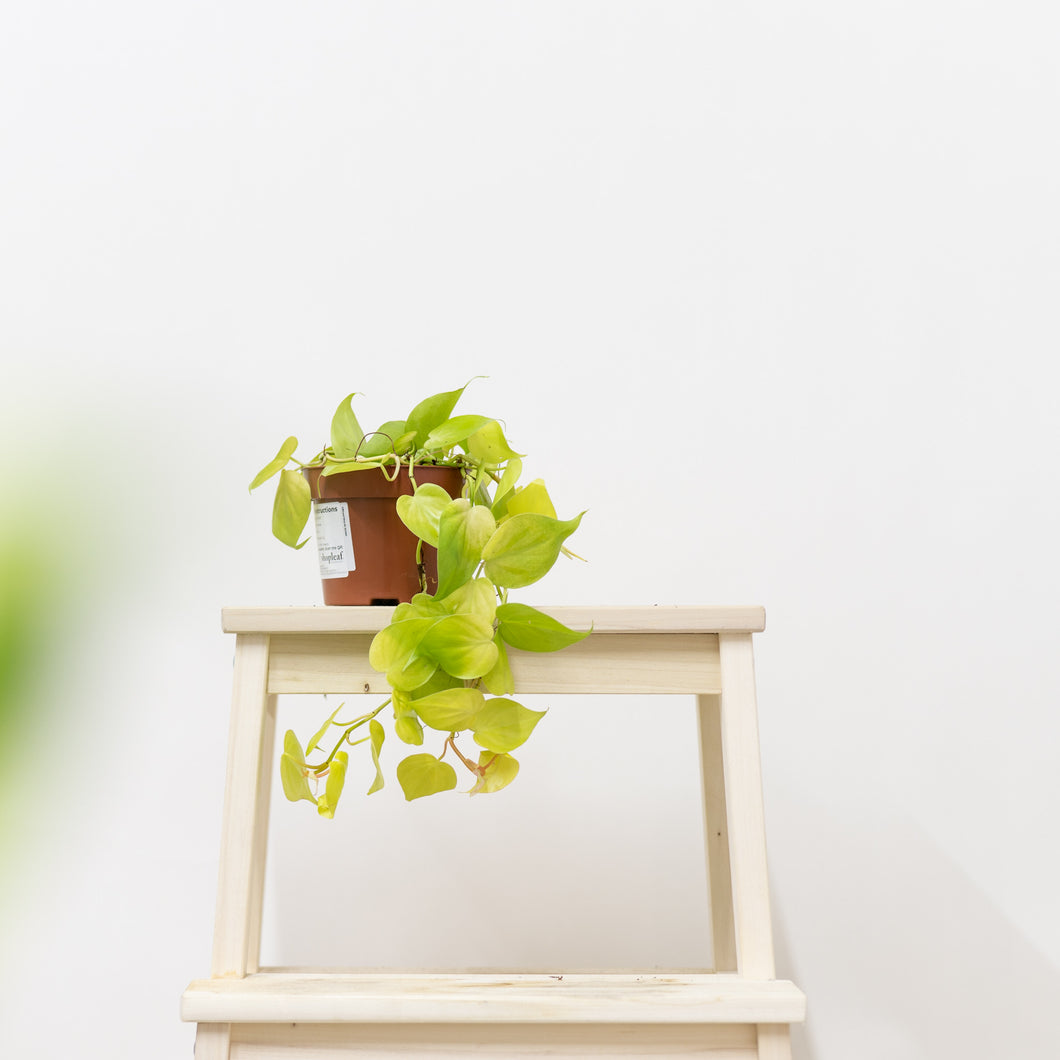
top-left (182, 971), bottom-right (806, 1025)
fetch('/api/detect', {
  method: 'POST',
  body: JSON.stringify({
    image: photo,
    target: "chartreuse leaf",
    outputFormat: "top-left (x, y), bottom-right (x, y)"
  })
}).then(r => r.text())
top-left (393, 430), bottom-right (418, 454)
top-left (490, 458), bottom-right (522, 519)
top-left (423, 415), bottom-right (492, 451)
top-left (411, 687), bottom-right (485, 732)
top-left (320, 458), bottom-right (380, 477)
top-left (481, 512), bottom-right (584, 588)
top-left (280, 730), bottom-right (315, 804)
top-left (305, 701), bottom-right (345, 755)
top-left (358, 419), bottom-right (407, 459)
top-left (418, 614), bottom-right (498, 679)
top-left (409, 669), bottom-right (463, 698)
top-left (396, 483), bottom-right (452, 548)
top-left (467, 420), bottom-right (524, 467)
top-left (470, 751), bottom-right (520, 795)
top-left (366, 720), bottom-right (385, 794)
top-left (405, 385), bottom-right (470, 449)
top-left (392, 692), bottom-right (425, 745)
top-left (482, 633), bottom-right (514, 696)
top-left (436, 500), bottom-right (497, 598)
top-left (317, 750), bottom-right (349, 818)
top-left (331, 393), bottom-right (366, 458)
top-left (504, 479), bottom-right (556, 519)
top-left (250, 436), bottom-right (299, 491)
top-left (369, 617), bottom-right (437, 672)
top-left (496, 603), bottom-right (591, 652)
top-left (272, 470), bottom-right (312, 549)
top-left (368, 617), bottom-right (440, 690)
top-left (471, 697), bottom-right (546, 753)
top-left (440, 577), bottom-right (496, 627)
top-left (397, 753), bottom-right (458, 801)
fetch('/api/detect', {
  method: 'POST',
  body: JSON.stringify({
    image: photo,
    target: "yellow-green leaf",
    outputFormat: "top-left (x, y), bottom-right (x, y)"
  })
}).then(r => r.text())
top-left (436, 500), bottom-right (497, 598)
top-left (467, 420), bottom-right (524, 467)
top-left (470, 751), bottom-right (520, 795)
top-left (490, 457), bottom-right (523, 518)
top-left (358, 419), bottom-right (407, 459)
top-left (405, 385), bottom-right (470, 449)
top-left (411, 687), bottom-right (485, 732)
top-left (504, 479), bottom-right (557, 519)
top-left (396, 483), bottom-right (452, 548)
top-left (305, 701), bottom-right (344, 755)
top-left (366, 720), bottom-right (385, 794)
top-left (331, 393), bottom-right (365, 458)
top-left (470, 697), bottom-right (546, 753)
top-left (280, 730), bottom-right (315, 804)
top-left (423, 414), bottom-right (492, 451)
top-left (317, 750), bottom-right (349, 817)
top-left (272, 469), bottom-right (312, 549)
top-left (418, 613), bottom-right (498, 679)
top-left (481, 512), bottom-right (585, 588)
top-left (397, 753), bottom-right (458, 801)
top-left (250, 436), bottom-right (299, 492)
top-left (481, 633), bottom-right (514, 696)
top-left (496, 603), bottom-right (591, 652)
top-left (320, 458), bottom-right (380, 476)
top-left (439, 577), bottom-right (497, 627)
top-left (368, 617), bottom-right (441, 691)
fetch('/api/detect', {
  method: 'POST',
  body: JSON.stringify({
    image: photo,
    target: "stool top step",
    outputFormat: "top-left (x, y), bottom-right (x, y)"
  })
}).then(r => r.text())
top-left (221, 605), bottom-right (766, 635)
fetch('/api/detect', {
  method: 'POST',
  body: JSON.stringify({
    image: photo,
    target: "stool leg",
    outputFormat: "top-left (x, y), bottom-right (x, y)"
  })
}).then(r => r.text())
top-left (718, 632), bottom-right (776, 979)
top-left (194, 1023), bottom-right (231, 1060)
top-left (696, 693), bottom-right (737, 972)
top-left (757, 1023), bottom-right (793, 1060)
top-left (211, 633), bottom-right (272, 978)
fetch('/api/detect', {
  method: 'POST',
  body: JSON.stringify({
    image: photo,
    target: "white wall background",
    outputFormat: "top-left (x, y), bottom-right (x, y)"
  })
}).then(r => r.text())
top-left (2, 3), bottom-right (1058, 1057)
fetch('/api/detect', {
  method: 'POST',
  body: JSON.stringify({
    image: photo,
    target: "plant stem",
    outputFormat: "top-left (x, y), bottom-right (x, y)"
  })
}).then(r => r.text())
top-left (310, 699), bottom-right (390, 773)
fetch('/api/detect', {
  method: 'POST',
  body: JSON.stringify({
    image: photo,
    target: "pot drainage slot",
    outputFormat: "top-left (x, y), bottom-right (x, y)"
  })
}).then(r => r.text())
top-left (370, 598), bottom-right (400, 606)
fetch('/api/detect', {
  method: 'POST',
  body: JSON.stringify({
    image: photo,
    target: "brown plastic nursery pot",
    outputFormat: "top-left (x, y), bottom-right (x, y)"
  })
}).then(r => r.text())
top-left (302, 464), bottom-right (463, 606)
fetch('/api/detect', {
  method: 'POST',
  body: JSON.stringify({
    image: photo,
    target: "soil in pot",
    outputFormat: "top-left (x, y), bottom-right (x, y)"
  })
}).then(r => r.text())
top-left (302, 464), bottom-right (463, 606)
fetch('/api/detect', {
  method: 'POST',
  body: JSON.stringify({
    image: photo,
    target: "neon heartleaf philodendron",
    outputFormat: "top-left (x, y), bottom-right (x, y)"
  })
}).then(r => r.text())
top-left (252, 382), bottom-right (589, 815)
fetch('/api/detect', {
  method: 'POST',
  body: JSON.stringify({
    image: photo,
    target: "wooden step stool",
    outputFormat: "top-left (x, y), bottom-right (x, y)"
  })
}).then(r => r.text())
top-left (182, 605), bottom-right (805, 1058)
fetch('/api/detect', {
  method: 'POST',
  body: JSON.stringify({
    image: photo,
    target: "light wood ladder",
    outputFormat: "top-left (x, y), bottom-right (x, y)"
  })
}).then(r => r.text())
top-left (182, 605), bottom-right (805, 1059)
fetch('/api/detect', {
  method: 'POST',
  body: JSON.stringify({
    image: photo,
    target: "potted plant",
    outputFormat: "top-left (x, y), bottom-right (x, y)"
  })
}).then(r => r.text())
top-left (249, 381), bottom-right (589, 811)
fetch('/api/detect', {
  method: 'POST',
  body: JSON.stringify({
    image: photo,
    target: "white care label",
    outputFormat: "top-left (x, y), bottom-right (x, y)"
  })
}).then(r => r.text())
top-left (313, 501), bottom-right (356, 579)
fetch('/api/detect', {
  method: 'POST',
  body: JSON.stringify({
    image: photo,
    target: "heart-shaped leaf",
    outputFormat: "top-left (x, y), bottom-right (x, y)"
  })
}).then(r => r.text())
top-left (411, 687), bottom-right (485, 732)
top-left (405, 385), bottom-right (469, 449)
top-left (423, 414), bottom-right (493, 452)
top-left (369, 617), bottom-right (440, 691)
top-left (481, 633), bottom-right (514, 696)
top-left (317, 750), bottom-right (349, 818)
top-left (250, 436), bottom-right (299, 491)
top-left (358, 419), bottom-right (408, 459)
top-left (496, 603), bottom-right (591, 652)
top-left (397, 753), bottom-right (458, 801)
top-left (436, 500), bottom-right (497, 598)
top-left (470, 751), bottom-right (520, 795)
top-left (418, 613), bottom-right (498, 679)
top-left (393, 692), bottom-right (425, 745)
top-left (503, 479), bottom-right (556, 519)
top-left (470, 697), bottom-right (546, 753)
top-left (272, 469), bottom-right (312, 549)
top-left (305, 701), bottom-right (344, 755)
top-left (280, 730), bottom-right (315, 804)
top-left (330, 393), bottom-right (365, 458)
top-left (467, 420), bottom-right (524, 467)
top-left (481, 511), bottom-right (584, 588)
top-left (396, 483), bottom-right (452, 548)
